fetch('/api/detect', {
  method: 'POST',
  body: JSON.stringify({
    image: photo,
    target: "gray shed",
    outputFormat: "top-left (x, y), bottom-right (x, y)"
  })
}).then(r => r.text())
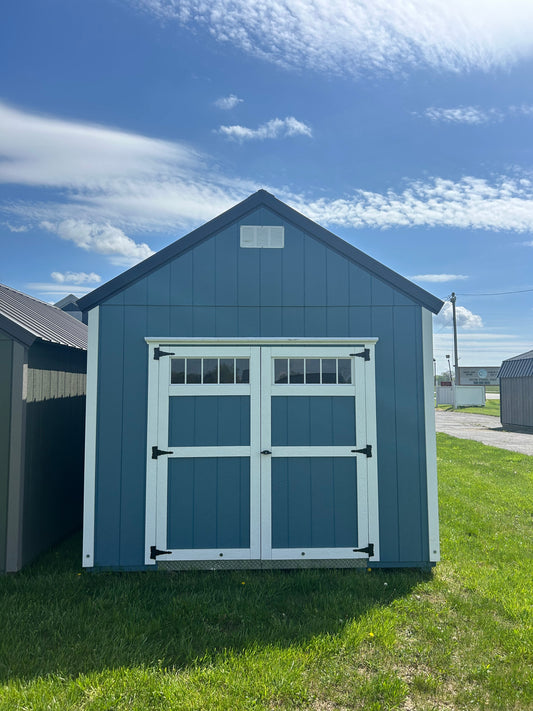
top-left (78, 190), bottom-right (443, 572)
top-left (0, 284), bottom-right (87, 573)
top-left (499, 350), bottom-right (533, 433)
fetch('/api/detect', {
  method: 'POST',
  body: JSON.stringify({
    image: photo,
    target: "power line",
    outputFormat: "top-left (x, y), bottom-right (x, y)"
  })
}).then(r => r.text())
top-left (453, 287), bottom-right (533, 297)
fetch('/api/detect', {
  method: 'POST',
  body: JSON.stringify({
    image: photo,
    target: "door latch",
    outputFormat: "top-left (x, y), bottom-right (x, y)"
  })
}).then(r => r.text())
top-left (261, 450), bottom-right (272, 455)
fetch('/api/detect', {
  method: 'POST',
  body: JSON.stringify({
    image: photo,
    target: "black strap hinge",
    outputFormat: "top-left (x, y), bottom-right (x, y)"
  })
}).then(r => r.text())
top-left (152, 446), bottom-right (173, 459)
top-left (150, 545), bottom-right (171, 560)
top-left (154, 347), bottom-right (175, 360)
top-left (353, 543), bottom-right (374, 557)
top-left (351, 444), bottom-right (372, 458)
top-left (350, 348), bottom-right (370, 361)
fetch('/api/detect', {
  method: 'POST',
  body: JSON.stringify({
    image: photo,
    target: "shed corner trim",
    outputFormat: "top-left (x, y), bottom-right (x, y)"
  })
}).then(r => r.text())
top-left (82, 306), bottom-right (99, 568)
top-left (422, 307), bottom-right (440, 562)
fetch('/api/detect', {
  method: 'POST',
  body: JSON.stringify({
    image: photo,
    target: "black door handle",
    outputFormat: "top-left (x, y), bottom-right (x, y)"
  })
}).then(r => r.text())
top-left (261, 450), bottom-right (272, 455)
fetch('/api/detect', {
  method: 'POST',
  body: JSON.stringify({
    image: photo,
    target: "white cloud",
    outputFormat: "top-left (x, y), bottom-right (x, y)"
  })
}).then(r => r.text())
top-left (134, 0), bottom-right (533, 76)
top-left (25, 282), bottom-right (96, 297)
top-left (290, 175), bottom-right (533, 232)
top-left (3, 101), bottom-right (533, 266)
top-left (214, 94), bottom-right (243, 110)
top-left (219, 117), bottom-right (312, 141)
top-left (51, 271), bottom-right (102, 284)
top-left (433, 332), bottom-right (532, 366)
top-left (423, 106), bottom-right (503, 124)
top-left (510, 104), bottom-right (533, 116)
top-left (0, 101), bottom-right (200, 189)
top-left (0, 101), bottom-right (251, 259)
top-left (2, 222), bottom-right (29, 232)
top-left (423, 104), bottom-right (533, 124)
top-left (41, 220), bottom-right (154, 266)
top-left (410, 274), bottom-right (469, 283)
top-left (435, 301), bottom-right (483, 330)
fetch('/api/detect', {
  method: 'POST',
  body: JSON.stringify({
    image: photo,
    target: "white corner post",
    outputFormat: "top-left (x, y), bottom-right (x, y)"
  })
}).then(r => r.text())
top-left (82, 306), bottom-right (99, 568)
top-left (422, 308), bottom-right (440, 562)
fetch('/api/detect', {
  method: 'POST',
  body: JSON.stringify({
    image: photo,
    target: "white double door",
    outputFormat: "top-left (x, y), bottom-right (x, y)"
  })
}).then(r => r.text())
top-left (145, 342), bottom-right (378, 565)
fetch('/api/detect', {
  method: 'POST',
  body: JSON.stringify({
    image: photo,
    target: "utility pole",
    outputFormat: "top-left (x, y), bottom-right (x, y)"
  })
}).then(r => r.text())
top-left (450, 292), bottom-right (459, 385)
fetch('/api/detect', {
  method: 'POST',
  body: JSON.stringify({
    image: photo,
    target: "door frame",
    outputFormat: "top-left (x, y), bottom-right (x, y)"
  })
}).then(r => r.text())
top-left (144, 338), bottom-right (380, 566)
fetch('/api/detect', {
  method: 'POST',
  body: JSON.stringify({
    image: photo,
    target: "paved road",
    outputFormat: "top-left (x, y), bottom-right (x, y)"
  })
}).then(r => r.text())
top-left (435, 410), bottom-right (533, 456)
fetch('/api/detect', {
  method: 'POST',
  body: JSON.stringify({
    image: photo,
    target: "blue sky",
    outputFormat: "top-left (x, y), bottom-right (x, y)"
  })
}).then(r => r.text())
top-left (1, 0), bottom-right (533, 370)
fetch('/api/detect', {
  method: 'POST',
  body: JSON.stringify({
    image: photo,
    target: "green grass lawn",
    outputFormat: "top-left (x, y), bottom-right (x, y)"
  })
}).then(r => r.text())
top-left (437, 398), bottom-right (501, 417)
top-left (1, 434), bottom-right (532, 710)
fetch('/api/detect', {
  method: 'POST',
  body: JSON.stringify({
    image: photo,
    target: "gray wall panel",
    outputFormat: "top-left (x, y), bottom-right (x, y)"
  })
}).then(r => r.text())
top-left (501, 376), bottom-right (533, 429)
top-left (22, 343), bottom-right (86, 568)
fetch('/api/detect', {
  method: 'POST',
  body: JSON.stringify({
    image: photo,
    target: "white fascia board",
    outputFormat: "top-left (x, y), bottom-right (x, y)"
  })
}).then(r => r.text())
top-left (422, 308), bottom-right (440, 562)
top-left (82, 306), bottom-right (99, 568)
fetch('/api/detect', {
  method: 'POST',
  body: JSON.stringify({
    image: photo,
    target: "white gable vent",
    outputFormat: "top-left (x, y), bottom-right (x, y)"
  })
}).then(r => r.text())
top-left (240, 225), bottom-right (284, 248)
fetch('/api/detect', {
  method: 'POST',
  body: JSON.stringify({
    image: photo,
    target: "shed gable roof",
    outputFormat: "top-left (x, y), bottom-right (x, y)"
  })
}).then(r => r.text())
top-left (0, 283), bottom-right (87, 349)
top-left (78, 190), bottom-right (443, 314)
top-left (499, 350), bottom-right (533, 378)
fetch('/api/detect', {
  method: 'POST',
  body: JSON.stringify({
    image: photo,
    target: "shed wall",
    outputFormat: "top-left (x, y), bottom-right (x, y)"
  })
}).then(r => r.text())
top-left (92, 207), bottom-right (430, 568)
top-left (21, 342), bottom-right (87, 567)
top-left (501, 376), bottom-right (533, 432)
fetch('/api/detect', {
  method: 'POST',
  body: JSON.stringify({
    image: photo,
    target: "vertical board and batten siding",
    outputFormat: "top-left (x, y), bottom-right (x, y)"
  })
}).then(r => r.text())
top-left (501, 376), bottom-right (533, 432)
top-left (22, 343), bottom-right (86, 566)
top-left (93, 205), bottom-right (429, 568)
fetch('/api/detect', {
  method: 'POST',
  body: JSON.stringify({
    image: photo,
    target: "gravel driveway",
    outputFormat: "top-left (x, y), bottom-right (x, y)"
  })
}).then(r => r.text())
top-left (435, 410), bottom-right (533, 456)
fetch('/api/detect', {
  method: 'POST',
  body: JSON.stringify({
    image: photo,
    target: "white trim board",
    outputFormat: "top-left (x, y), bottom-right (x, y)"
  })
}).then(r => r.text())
top-left (145, 337), bottom-right (379, 346)
top-left (82, 307), bottom-right (99, 568)
top-left (422, 308), bottom-right (440, 562)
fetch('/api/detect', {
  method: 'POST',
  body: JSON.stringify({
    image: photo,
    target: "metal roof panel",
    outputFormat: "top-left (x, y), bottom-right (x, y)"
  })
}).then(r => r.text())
top-left (0, 283), bottom-right (87, 349)
top-left (498, 350), bottom-right (533, 378)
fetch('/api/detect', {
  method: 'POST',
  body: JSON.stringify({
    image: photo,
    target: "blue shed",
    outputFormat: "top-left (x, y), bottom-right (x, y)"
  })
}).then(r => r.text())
top-left (78, 190), bottom-right (443, 571)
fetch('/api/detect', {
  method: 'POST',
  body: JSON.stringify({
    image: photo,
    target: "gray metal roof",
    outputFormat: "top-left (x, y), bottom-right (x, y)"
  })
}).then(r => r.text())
top-left (78, 190), bottom-right (444, 315)
top-left (0, 283), bottom-right (87, 349)
top-left (498, 350), bottom-right (533, 378)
